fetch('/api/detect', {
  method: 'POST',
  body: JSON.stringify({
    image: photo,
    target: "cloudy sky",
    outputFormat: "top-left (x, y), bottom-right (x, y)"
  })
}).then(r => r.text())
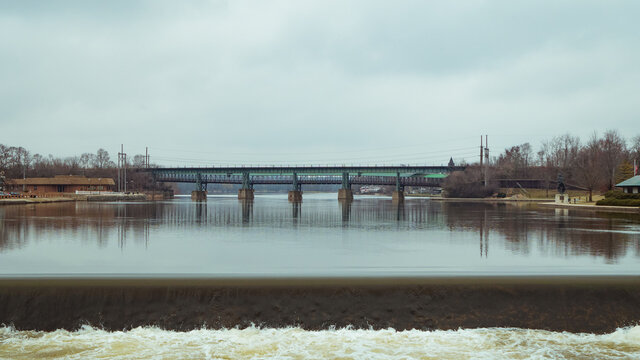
top-left (1, 0), bottom-right (639, 166)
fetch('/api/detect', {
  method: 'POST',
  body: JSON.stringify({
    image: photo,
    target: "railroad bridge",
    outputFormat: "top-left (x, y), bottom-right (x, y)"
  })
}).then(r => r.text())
top-left (147, 165), bottom-right (465, 202)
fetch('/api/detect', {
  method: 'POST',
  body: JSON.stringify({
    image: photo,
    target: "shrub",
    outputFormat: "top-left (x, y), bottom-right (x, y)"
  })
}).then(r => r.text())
top-left (596, 198), bottom-right (640, 207)
top-left (603, 190), bottom-right (640, 200)
top-left (443, 167), bottom-right (497, 198)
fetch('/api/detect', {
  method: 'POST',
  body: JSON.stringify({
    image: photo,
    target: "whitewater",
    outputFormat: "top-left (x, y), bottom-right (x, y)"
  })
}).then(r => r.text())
top-left (2, 325), bottom-right (640, 359)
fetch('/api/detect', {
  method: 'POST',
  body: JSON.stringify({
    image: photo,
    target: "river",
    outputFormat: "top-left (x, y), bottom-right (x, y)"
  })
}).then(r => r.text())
top-left (1, 194), bottom-right (640, 359)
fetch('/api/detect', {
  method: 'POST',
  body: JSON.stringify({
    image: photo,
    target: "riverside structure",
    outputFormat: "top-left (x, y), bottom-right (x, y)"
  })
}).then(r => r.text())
top-left (147, 165), bottom-right (464, 201)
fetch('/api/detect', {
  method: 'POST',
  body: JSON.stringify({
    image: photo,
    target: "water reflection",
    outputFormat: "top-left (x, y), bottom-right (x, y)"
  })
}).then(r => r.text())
top-left (1, 197), bottom-right (639, 269)
top-left (441, 202), bottom-right (640, 263)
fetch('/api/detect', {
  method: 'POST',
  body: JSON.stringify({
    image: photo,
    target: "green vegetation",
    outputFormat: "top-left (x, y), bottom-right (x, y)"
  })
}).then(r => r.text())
top-left (596, 199), bottom-right (640, 206)
top-left (596, 190), bottom-right (640, 207)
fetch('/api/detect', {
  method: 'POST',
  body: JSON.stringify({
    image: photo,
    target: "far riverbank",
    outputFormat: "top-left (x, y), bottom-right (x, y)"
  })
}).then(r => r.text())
top-left (0, 193), bottom-right (148, 206)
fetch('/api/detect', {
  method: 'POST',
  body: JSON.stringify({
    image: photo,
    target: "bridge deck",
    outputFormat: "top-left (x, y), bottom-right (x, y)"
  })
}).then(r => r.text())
top-left (148, 165), bottom-right (464, 176)
top-left (153, 174), bottom-right (444, 187)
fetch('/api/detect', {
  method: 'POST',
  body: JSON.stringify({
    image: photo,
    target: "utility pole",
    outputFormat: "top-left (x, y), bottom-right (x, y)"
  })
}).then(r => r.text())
top-left (124, 153), bottom-right (127, 193)
top-left (117, 145), bottom-right (121, 192)
top-left (484, 135), bottom-right (489, 187)
top-left (118, 144), bottom-right (127, 193)
top-left (145, 147), bottom-right (149, 168)
top-left (480, 136), bottom-right (483, 168)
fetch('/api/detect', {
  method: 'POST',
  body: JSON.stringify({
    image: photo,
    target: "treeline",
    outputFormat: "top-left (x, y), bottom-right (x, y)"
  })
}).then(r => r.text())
top-left (0, 145), bottom-right (159, 191)
top-left (446, 130), bottom-right (640, 199)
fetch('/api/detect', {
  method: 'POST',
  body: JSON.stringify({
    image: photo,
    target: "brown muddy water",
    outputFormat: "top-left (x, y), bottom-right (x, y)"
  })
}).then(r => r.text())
top-left (1, 194), bottom-right (640, 359)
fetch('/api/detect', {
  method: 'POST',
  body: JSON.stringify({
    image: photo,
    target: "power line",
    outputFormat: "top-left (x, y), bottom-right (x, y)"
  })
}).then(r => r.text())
top-left (152, 135), bottom-right (479, 157)
top-left (151, 148), bottom-right (477, 165)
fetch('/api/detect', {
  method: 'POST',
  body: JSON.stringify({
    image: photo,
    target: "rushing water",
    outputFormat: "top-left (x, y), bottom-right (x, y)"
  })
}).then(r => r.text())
top-left (0, 194), bottom-right (639, 276)
top-left (2, 325), bottom-right (640, 359)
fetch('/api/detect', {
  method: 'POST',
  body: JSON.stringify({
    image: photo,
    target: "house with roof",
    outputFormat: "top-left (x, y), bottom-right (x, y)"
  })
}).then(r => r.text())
top-left (616, 175), bottom-right (640, 194)
top-left (6, 175), bottom-right (115, 195)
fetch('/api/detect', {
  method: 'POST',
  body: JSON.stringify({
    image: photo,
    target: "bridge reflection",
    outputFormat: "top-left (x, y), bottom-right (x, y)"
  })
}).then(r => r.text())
top-left (0, 199), bottom-right (639, 263)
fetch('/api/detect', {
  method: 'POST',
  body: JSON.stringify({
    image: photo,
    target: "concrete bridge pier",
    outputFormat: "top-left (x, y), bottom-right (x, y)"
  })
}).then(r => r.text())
top-left (191, 191), bottom-right (207, 201)
top-left (238, 189), bottom-right (254, 200)
top-left (338, 189), bottom-right (353, 201)
top-left (238, 172), bottom-right (254, 200)
top-left (338, 172), bottom-right (354, 201)
top-left (288, 172), bottom-right (302, 202)
top-left (392, 172), bottom-right (404, 203)
top-left (192, 175), bottom-right (207, 201)
top-left (288, 191), bottom-right (302, 202)
top-left (392, 191), bottom-right (404, 202)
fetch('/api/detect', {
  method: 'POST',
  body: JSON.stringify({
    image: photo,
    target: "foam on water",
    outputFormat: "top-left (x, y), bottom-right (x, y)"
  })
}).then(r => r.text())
top-left (2, 325), bottom-right (640, 359)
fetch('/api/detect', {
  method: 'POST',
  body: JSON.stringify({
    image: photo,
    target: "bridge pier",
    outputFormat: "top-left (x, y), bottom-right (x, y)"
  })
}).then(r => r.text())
top-left (192, 174), bottom-right (207, 201)
top-left (238, 172), bottom-right (254, 200)
top-left (392, 190), bottom-right (404, 203)
top-left (392, 172), bottom-right (404, 203)
top-left (288, 172), bottom-right (302, 202)
top-left (288, 190), bottom-right (303, 202)
top-left (338, 172), bottom-right (353, 201)
top-left (238, 188), bottom-right (254, 200)
top-left (338, 189), bottom-right (353, 201)
top-left (191, 190), bottom-right (207, 201)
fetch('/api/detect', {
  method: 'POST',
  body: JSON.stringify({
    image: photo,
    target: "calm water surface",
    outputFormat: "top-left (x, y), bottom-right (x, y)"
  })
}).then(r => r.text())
top-left (1, 193), bottom-right (639, 277)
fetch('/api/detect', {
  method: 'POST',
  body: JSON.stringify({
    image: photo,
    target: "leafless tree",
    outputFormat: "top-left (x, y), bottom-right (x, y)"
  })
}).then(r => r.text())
top-left (574, 134), bottom-right (605, 201)
top-left (93, 149), bottom-right (111, 169)
top-left (599, 130), bottom-right (626, 189)
top-left (132, 154), bottom-right (147, 168)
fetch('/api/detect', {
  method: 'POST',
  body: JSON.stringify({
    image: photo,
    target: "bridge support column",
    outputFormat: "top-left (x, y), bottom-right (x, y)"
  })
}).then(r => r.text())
top-left (288, 172), bottom-right (302, 202)
top-left (393, 172), bottom-right (404, 203)
top-left (192, 174), bottom-right (207, 201)
top-left (238, 172), bottom-right (254, 200)
top-left (338, 172), bottom-right (353, 201)
top-left (288, 190), bottom-right (302, 202)
top-left (238, 188), bottom-right (254, 200)
top-left (191, 190), bottom-right (207, 201)
top-left (338, 189), bottom-right (353, 201)
top-left (392, 190), bottom-right (404, 203)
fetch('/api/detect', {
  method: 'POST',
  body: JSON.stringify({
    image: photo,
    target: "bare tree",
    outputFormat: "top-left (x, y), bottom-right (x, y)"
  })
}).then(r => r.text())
top-left (599, 130), bottom-right (626, 189)
top-left (80, 153), bottom-right (96, 169)
top-left (132, 154), bottom-right (147, 168)
top-left (575, 134), bottom-right (605, 201)
top-left (93, 149), bottom-right (111, 169)
top-left (496, 143), bottom-right (533, 178)
top-left (545, 134), bottom-right (581, 172)
top-left (631, 135), bottom-right (640, 163)
top-left (63, 156), bottom-right (81, 170)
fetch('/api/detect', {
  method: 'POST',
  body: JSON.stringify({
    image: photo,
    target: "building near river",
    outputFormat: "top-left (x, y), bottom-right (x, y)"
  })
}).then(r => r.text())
top-left (616, 175), bottom-right (640, 194)
top-left (6, 175), bottom-right (115, 195)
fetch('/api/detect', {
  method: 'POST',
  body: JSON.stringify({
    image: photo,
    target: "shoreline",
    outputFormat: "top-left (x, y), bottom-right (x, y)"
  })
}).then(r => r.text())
top-left (539, 202), bottom-right (640, 213)
top-left (0, 193), bottom-right (149, 205)
top-left (0, 197), bottom-right (74, 205)
top-left (2, 276), bottom-right (639, 333)
top-left (430, 197), bottom-right (548, 203)
top-left (430, 197), bottom-right (640, 213)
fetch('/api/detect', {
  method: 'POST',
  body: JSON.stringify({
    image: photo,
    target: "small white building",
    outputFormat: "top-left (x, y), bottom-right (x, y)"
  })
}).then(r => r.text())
top-left (616, 175), bottom-right (640, 194)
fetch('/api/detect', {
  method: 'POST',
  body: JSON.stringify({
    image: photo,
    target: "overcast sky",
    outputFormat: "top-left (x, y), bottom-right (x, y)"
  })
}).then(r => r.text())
top-left (1, 0), bottom-right (639, 166)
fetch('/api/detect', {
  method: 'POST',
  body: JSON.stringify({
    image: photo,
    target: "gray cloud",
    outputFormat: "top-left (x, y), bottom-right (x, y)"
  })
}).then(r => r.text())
top-left (1, 0), bottom-right (639, 165)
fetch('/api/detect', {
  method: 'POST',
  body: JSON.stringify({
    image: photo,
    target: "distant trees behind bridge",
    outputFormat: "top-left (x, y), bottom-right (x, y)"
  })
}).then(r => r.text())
top-left (0, 145), bottom-right (162, 192)
top-left (445, 130), bottom-right (640, 198)
top-left (2, 129), bottom-right (639, 196)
